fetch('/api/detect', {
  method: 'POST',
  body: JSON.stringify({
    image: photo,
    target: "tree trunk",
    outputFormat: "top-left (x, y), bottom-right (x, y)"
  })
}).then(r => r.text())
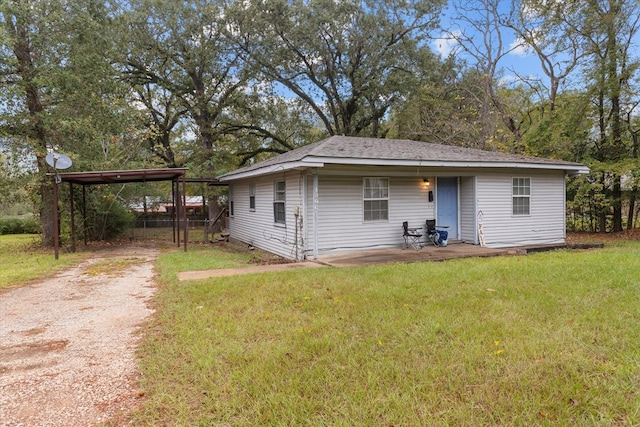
top-left (599, 172), bottom-right (607, 233)
top-left (612, 177), bottom-right (623, 232)
top-left (599, 212), bottom-right (607, 233)
top-left (628, 189), bottom-right (636, 230)
top-left (38, 172), bottom-right (56, 247)
top-left (13, 16), bottom-right (54, 246)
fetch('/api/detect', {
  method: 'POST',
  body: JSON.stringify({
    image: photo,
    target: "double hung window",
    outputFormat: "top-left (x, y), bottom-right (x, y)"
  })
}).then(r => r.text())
top-left (273, 181), bottom-right (286, 224)
top-left (512, 178), bottom-right (530, 215)
top-left (249, 184), bottom-right (256, 211)
top-left (363, 177), bottom-right (389, 221)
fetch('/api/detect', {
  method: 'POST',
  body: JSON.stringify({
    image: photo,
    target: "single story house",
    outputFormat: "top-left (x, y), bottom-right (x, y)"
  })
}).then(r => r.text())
top-left (217, 136), bottom-right (589, 260)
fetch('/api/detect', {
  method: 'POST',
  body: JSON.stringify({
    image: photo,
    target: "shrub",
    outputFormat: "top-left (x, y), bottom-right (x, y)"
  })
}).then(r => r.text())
top-left (0, 216), bottom-right (40, 235)
top-left (83, 194), bottom-right (135, 241)
top-left (20, 216), bottom-right (40, 234)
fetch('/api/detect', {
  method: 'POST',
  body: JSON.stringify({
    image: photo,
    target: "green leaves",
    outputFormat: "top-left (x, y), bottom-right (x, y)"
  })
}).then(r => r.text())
top-left (233, 0), bottom-right (444, 137)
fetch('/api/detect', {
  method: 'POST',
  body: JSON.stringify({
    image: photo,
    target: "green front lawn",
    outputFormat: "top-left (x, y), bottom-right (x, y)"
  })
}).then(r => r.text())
top-left (133, 241), bottom-right (640, 426)
top-left (0, 234), bottom-right (85, 290)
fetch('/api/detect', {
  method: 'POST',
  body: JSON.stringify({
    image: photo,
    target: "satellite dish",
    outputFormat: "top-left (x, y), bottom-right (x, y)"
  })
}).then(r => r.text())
top-left (45, 152), bottom-right (73, 170)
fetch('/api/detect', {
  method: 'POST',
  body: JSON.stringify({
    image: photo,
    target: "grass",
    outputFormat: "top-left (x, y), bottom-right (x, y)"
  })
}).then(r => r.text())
top-left (156, 243), bottom-right (270, 278)
top-left (133, 240), bottom-right (640, 426)
top-left (0, 234), bottom-right (86, 290)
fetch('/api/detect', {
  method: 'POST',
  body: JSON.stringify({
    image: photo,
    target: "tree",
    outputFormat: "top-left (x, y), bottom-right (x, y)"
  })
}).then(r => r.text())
top-left (444, 0), bottom-right (527, 148)
top-left (576, 0), bottom-right (640, 232)
top-left (390, 58), bottom-right (487, 147)
top-left (224, 88), bottom-right (326, 165)
top-left (0, 141), bottom-right (31, 215)
top-left (507, 0), bottom-right (582, 114)
top-left (228, 0), bottom-right (444, 138)
top-left (520, 91), bottom-right (592, 162)
top-left (623, 100), bottom-right (640, 229)
top-left (119, 0), bottom-right (248, 169)
top-left (0, 0), bottom-right (133, 245)
top-left (132, 84), bottom-right (187, 169)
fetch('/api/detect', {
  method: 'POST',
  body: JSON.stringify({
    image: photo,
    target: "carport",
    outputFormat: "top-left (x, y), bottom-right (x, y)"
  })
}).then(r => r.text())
top-left (52, 168), bottom-right (189, 259)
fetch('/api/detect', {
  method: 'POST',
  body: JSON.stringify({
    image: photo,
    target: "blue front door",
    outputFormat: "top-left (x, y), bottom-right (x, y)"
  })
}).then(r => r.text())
top-left (436, 177), bottom-right (458, 239)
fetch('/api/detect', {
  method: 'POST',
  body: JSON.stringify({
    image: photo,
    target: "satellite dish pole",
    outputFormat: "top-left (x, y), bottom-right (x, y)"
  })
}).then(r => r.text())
top-left (46, 153), bottom-right (73, 260)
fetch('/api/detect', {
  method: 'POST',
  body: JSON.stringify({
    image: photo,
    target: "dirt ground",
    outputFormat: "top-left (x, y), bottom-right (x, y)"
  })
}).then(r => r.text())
top-left (0, 245), bottom-right (158, 427)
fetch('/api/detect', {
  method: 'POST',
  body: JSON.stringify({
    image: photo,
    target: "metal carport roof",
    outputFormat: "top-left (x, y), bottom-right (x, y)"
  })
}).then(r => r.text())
top-left (56, 168), bottom-right (189, 185)
top-left (51, 168), bottom-right (191, 259)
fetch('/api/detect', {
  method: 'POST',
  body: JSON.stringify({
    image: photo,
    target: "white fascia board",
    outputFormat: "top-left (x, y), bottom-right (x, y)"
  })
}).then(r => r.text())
top-left (565, 165), bottom-right (591, 175)
top-left (305, 156), bottom-right (590, 174)
top-left (218, 161), bottom-right (325, 181)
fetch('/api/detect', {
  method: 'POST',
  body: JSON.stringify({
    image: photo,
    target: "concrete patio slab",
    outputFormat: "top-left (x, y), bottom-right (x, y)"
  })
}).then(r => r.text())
top-left (315, 242), bottom-right (515, 267)
top-left (177, 242), bottom-right (578, 281)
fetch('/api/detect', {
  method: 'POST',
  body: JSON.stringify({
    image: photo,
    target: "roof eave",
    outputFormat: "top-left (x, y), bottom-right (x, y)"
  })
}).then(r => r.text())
top-left (218, 156), bottom-right (590, 181)
top-left (218, 161), bottom-right (325, 181)
top-left (307, 156), bottom-right (590, 174)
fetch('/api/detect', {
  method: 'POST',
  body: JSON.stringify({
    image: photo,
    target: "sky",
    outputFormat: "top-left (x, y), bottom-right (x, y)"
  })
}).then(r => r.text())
top-left (430, 2), bottom-right (549, 90)
top-left (433, 29), bottom-right (544, 84)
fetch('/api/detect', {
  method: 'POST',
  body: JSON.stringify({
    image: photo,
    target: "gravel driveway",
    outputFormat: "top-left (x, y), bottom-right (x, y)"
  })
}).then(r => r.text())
top-left (0, 245), bottom-right (158, 427)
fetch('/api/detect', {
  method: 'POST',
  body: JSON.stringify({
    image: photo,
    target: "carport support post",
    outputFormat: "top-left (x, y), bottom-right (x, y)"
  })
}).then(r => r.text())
top-left (69, 183), bottom-right (76, 253)
top-left (53, 176), bottom-right (59, 260)
top-left (82, 185), bottom-right (87, 246)
top-left (174, 179), bottom-right (181, 248)
top-left (182, 173), bottom-right (187, 252)
top-left (171, 180), bottom-right (177, 244)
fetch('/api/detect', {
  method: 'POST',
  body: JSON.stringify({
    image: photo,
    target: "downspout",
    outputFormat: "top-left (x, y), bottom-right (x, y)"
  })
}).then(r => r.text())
top-left (313, 169), bottom-right (319, 260)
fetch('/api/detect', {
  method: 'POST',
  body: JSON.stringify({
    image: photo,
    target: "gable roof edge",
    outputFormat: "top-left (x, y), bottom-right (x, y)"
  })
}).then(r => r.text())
top-left (218, 161), bottom-right (325, 181)
top-left (304, 156), bottom-right (590, 174)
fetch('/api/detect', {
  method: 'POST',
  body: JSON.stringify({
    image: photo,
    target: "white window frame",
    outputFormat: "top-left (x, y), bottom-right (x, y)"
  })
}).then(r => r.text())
top-left (249, 183), bottom-right (256, 211)
top-left (273, 180), bottom-right (286, 224)
top-left (363, 177), bottom-right (389, 222)
top-left (228, 185), bottom-right (234, 217)
top-left (512, 177), bottom-right (531, 216)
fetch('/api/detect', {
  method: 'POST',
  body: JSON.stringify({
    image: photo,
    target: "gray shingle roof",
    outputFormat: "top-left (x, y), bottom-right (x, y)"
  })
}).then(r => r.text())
top-left (219, 136), bottom-right (587, 179)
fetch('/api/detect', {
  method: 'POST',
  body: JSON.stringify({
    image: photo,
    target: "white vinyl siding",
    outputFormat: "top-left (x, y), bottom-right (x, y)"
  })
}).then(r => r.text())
top-left (459, 176), bottom-right (476, 243)
top-left (476, 170), bottom-right (565, 248)
top-left (227, 172), bottom-right (303, 259)
top-left (305, 173), bottom-right (434, 257)
top-left (227, 166), bottom-right (568, 259)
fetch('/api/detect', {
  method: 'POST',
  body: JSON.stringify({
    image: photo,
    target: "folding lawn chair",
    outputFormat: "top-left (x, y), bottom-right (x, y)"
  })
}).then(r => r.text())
top-left (402, 221), bottom-right (422, 250)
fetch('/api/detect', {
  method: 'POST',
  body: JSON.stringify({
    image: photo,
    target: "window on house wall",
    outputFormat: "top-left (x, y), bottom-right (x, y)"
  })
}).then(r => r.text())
top-left (249, 184), bottom-right (256, 211)
top-left (229, 185), bottom-right (234, 217)
top-left (363, 177), bottom-right (389, 221)
top-left (512, 177), bottom-right (530, 215)
top-left (273, 181), bottom-right (286, 224)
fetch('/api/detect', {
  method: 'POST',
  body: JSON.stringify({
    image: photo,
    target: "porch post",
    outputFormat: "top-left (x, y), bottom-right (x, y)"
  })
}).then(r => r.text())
top-left (302, 173), bottom-right (308, 258)
top-left (313, 169), bottom-right (319, 260)
top-left (562, 173), bottom-right (567, 241)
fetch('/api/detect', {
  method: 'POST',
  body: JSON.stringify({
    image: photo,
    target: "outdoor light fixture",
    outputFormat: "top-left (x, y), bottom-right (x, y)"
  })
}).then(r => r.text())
top-left (423, 178), bottom-right (430, 186)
